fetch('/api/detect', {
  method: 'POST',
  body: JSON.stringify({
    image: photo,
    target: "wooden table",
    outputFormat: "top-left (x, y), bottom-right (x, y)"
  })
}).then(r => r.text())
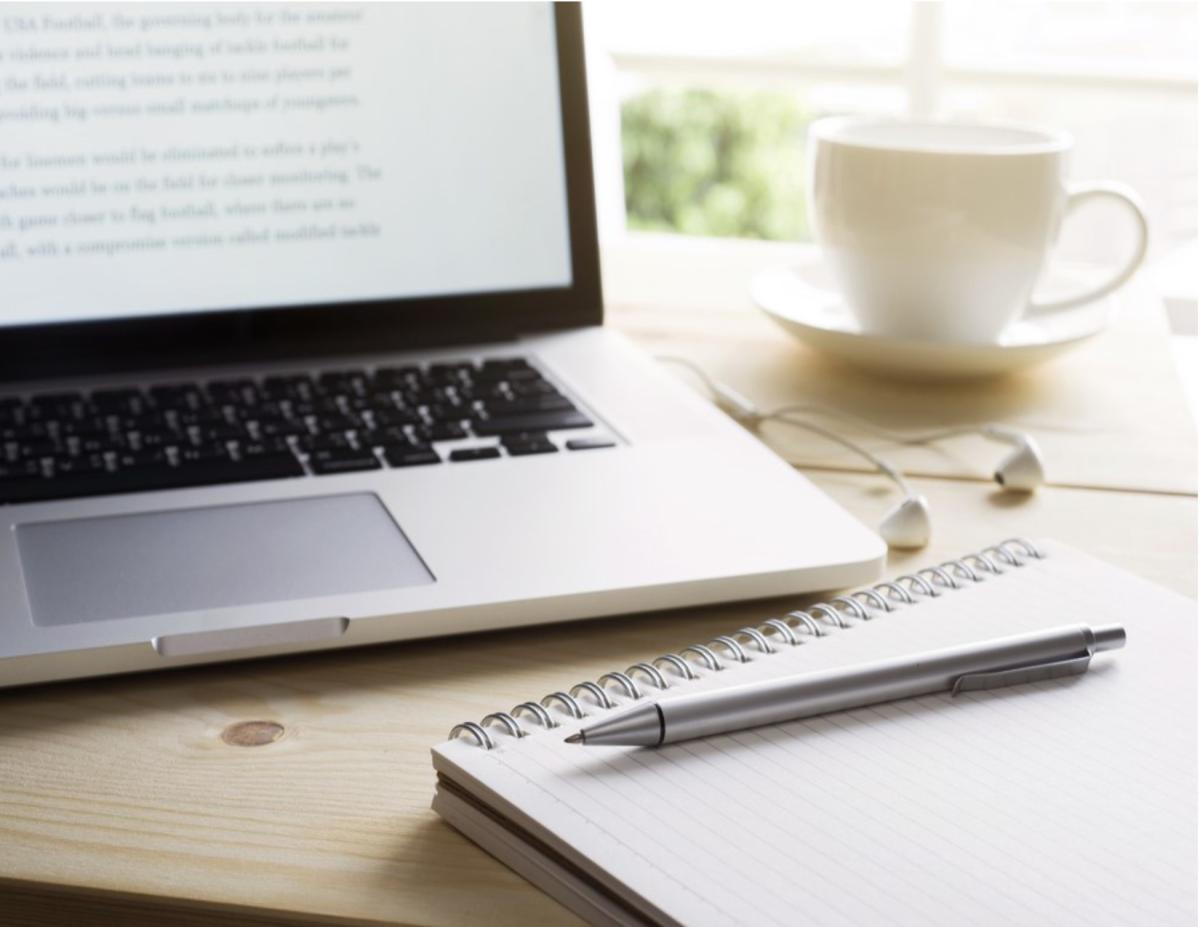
top-left (2, 238), bottom-right (1195, 927)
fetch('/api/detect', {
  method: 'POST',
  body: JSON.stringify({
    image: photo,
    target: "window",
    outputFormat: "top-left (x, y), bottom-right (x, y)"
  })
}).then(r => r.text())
top-left (584, 1), bottom-right (1197, 263)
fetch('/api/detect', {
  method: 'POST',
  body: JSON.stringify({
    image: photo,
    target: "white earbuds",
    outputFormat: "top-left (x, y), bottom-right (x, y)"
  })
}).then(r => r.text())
top-left (873, 430), bottom-right (1044, 549)
top-left (757, 417), bottom-right (1047, 550)
top-left (656, 356), bottom-right (1047, 552)
top-left (878, 494), bottom-right (934, 550)
top-left (983, 426), bottom-right (1046, 492)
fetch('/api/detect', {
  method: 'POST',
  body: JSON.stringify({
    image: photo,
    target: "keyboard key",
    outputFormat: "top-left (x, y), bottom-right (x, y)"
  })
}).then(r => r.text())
top-left (129, 429), bottom-right (180, 450)
top-left (566, 436), bottom-right (616, 451)
top-left (509, 379), bottom-right (559, 397)
top-left (315, 412), bottom-right (360, 432)
top-left (424, 402), bottom-right (468, 424)
top-left (499, 367), bottom-right (541, 383)
top-left (316, 370), bottom-right (369, 396)
top-left (177, 408), bottom-right (225, 428)
top-left (18, 438), bottom-right (58, 458)
top-left (187, 452), bottom-right (303, 481)
top-left (500, 432), bottom-right (555, 456)
top-left (180, 453), bottom-right (304, 484)
top-left (244, 401), bottom-right (287, 422)
top-left (476, 358), bottom-right (533, 381)
top-left (50, 454), bottom-right (107, 477)
top-left (472, 410), bottom-right (592, 437)
top-left (416, 421), bottom-right (467, 442)
top-left (449, 447), bottom-right (501, 462)
top-left (118, 412), bottom-right (172, 435)
top-left (261, 375), bottom-right (315, 400)
top-left (308, 448), bottom-right (382, 475)
top-left (237, 438), bottom-right (291, 459)
top-left (370, 407), bottom-right (422, 428)
top-left (149, 383), bottom-right (207, 409)
top-left (289, 397), bottom-right (342, 418)
top-left (0, 460), bottom-right (41, 482)
top-left (506, 439), bottom-right (557, 457)
top-left (59, 416), bottom-right (109, 438)
top-left (371, 367), bottom-right (420, 391)
top-left (383, 444), bottom-right (441, 467)
top-left (195, 422), bottom-right (246, 443)
top-left (253, 415), bottom-right (304, 437)
top-left (482, 395), bottom-right (574, 416)
top-left (90, 388), bottom-right (147, 415)
top-left (498, 431), bottom-right (547, 446)
top-left (70, 434), bottom-right (126, 455)
top-left (354, 390), bottom-right (403, 409)
top-left (107, 453), bottom-right (169, 478)
top-left (257, 419), bottom-right (308, 439)
top-left (206, 379), bottom-right (259, 406)
top-left (179, 444), bottom-right (230, 466)
top-left (357, 426), bottom-right (407, 448)
top-left (299, 432), bottom-right (352, 453)
top-left (419, 384), bottom-right (460, 407)
top-left (426, 362), bottom-right (475, 385)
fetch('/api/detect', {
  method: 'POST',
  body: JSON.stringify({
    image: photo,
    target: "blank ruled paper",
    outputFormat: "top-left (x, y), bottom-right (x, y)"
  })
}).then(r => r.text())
top-left (435, 541), bottom-right (1197, 926)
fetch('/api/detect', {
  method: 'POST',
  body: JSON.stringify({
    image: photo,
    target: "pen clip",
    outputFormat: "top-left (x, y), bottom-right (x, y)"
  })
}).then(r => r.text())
top-left (951, 653), bottom-right (1093, 695)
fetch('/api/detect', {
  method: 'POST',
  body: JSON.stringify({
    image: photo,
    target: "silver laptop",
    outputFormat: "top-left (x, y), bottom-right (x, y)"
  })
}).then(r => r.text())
top-left (0, 3), bottom-right (884, 687)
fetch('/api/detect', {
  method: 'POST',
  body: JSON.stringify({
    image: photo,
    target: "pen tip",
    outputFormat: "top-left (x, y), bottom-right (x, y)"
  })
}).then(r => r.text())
top-left (564, 732), bottom-right (583, 745)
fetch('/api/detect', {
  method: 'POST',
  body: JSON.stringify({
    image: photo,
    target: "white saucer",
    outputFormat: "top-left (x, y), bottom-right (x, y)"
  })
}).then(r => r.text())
top-left (751, 261), bottom-right (1115, 380)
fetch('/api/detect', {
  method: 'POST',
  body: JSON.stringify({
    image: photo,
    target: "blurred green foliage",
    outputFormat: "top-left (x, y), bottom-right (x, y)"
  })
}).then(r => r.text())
top-left (621, 88), bottom-right (810, 241)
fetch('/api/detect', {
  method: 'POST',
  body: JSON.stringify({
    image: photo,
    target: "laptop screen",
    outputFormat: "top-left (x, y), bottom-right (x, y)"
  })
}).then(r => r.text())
top-left (0, 3), bottom-right (572, 329)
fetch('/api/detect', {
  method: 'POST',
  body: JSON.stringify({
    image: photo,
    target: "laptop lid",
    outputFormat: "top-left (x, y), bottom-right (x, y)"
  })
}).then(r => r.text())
top-left (1, 2), bottom-right (601, 383)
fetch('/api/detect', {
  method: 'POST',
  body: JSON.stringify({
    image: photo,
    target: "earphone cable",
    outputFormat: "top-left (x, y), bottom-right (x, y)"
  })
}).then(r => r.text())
top-left (754, 412), bottom-right (917, 496)
top-left (657, 355), bottom-right (1034, 450)
top-left (655, 355), bottom-right (915, 495)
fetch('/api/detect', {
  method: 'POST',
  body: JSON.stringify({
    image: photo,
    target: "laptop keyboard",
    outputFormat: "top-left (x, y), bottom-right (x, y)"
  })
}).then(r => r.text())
top-left (0, 357), bottom-right (615, 506)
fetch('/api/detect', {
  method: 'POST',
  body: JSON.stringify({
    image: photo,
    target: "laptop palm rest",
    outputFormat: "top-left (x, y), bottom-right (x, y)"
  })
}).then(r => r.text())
top-left (16, 493), bottom-right (434, 627)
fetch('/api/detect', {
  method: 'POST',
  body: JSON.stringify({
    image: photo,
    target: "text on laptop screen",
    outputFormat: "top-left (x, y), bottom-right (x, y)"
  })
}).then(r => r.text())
top-left (0, 3), bottom-right (572, 328)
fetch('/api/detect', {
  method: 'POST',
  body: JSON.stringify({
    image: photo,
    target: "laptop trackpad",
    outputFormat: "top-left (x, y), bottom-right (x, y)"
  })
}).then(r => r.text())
top-left (16, 493), bottom-right (434, 627)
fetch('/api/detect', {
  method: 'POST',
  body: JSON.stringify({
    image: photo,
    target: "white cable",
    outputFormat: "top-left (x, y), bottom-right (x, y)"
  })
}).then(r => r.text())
top-left (655, 355), bottom-right (760, 422)
top-left (656, 355), bottom-right (914, 495)
top-left (754, 413), bottom-right (916, 496)
top-left (657, 355), bottom-right (1035, 451)
top-left (768, 404), bottom-right (982, 445)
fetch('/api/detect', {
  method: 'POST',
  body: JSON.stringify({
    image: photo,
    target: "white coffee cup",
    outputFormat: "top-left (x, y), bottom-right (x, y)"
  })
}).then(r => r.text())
top-left (807, 117), bottom-right (1148, 343)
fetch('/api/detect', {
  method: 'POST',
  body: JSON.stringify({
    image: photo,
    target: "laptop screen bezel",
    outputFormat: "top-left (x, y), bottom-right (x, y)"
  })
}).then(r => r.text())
top-left (1, 3), bottom-right (601, 384)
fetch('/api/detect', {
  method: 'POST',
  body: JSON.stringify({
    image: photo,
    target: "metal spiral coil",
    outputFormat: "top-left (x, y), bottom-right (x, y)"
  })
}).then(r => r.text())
top-left (709, 635), bottom-right (751, 663)
top-left (652, 653), bottom-right (699, 680)
top-left (448, 538), bottom-right (1044, 747)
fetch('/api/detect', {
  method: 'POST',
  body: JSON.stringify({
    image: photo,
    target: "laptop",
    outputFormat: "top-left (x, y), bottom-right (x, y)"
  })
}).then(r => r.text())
top-left (0, 3), bottom-right (884, 688)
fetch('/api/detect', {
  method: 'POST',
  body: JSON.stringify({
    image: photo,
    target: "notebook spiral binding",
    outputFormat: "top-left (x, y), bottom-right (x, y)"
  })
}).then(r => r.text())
top-left (448, 538), bottom-right (1044, 750)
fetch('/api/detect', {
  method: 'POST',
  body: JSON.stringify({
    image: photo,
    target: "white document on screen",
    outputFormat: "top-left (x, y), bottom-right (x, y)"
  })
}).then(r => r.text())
top-left (0, 2), bottom-right (572, 326)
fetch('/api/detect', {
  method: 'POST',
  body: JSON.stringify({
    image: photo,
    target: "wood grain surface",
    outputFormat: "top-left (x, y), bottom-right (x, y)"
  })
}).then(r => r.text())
top-left (0, 242), bottom-right (1194, 926)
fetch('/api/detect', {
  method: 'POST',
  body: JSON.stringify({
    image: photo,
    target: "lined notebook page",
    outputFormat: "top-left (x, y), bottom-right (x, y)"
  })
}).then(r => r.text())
top-left (434, 542), bottom-right (1198, 927)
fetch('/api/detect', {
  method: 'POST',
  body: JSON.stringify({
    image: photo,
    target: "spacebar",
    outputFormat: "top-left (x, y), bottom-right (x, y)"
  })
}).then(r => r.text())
top-left (0, 455), bottom-right (305, 505)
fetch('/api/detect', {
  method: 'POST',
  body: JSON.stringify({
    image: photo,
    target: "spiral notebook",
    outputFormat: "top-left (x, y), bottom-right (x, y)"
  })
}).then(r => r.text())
top-left (431, 539), bottom-right (1197, 927)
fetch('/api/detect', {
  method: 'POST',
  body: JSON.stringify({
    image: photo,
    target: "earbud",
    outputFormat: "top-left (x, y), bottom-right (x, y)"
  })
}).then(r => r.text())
top-left (983, 427), bottom-right (1046, 491)
top-left (878, 494), bottom-right (932, 550)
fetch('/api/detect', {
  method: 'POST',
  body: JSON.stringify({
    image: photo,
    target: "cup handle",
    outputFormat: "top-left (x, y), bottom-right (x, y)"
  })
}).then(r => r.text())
top-left (1026, 181), bottom-right (1149, 315)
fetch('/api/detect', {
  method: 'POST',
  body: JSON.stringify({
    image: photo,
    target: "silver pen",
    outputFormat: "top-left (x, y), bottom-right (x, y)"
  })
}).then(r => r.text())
top-left (565, 623), bottom-right (1125, 747)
